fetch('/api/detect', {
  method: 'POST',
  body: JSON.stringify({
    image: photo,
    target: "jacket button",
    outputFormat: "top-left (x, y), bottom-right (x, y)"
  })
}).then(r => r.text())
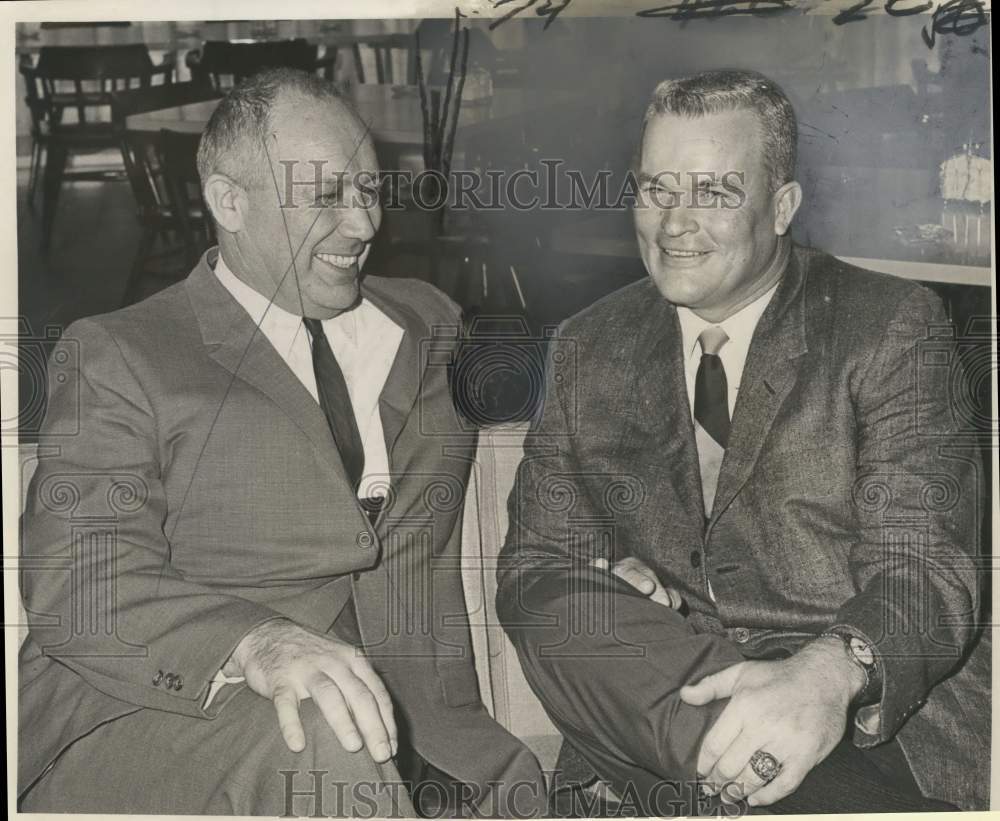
top-left (173, 675), bottom-right (184, 692)
top-left (690, 550), bottom-right (702, 569)
top-left (152, 670), bottom-right (164, 686)
top-left (734, 627), bottom-right (751, 643)
top-left (164, 673), bottom-right (176, 689)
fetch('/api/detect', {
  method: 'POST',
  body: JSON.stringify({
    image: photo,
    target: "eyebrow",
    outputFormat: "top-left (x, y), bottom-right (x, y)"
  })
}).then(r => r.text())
top-left (322, 169), bottom-right (380, 184)
top-left (635, 171), bottom-right (684, 187)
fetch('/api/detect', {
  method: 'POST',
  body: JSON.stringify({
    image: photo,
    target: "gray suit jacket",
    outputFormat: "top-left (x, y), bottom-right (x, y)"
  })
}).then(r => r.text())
top-left (19, 251), bottom-right (546, 814)
top-left (499, 245), bottom-right (989, 809)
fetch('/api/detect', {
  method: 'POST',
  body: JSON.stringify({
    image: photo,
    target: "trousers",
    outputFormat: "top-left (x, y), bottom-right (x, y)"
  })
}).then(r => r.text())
top-left (20, 598), bottom-right (416, 816)
top-left (499, 567), bottom-right (957, 815)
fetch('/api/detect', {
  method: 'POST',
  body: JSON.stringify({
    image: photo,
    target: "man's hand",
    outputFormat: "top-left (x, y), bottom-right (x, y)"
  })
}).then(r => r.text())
top-left (592, 556), bottom-right (683, 610)
top-left (226, 619), bottom-right (397, 761)
top-left (680, 637), bottom-right (866, 806)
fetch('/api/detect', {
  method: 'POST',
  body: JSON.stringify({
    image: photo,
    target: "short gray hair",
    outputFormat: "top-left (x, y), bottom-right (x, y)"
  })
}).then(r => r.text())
top-left (640, 69), bottom-right (797, 193)
top-left (196, 67), bottom-right (348, 188)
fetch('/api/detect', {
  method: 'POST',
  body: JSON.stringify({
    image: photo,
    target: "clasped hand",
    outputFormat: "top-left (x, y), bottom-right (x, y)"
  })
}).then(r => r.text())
top-left (680, 639), bottom-right (860, 805)
top-left (226, 619), bottom-right (397, 762)
top-left (598, 556), bottom-right (864, 806)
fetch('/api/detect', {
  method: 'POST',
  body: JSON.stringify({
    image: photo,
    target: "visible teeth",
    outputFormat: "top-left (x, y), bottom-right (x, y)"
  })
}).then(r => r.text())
top-left (316, 252), bottom-right (358, 267)
top-left (663, 249), bottom-right (707, 258)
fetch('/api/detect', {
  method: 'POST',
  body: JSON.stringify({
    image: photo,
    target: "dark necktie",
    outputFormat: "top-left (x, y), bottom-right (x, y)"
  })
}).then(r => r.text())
top-left (693, 326), bottom-right (729, 515)
top-left (694, 326), bottom-right (730, 447)
top-left (304, 317), bottom-right (366, 492)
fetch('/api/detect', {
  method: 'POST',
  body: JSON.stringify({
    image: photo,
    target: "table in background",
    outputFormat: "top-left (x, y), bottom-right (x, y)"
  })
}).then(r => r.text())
top-left (125, 84), bottom-right (579, 148)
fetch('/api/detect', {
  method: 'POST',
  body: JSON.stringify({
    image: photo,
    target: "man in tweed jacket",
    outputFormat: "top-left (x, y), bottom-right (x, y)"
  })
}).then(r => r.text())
top-left (498, 69), bottom-right (989, 813)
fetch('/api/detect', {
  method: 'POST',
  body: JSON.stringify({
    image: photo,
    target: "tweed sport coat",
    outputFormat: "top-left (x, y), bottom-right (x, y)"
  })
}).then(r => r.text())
top-left (19, 250), bottom-right (546, 814)
top-left (498, 244), bottom-right (989, 809)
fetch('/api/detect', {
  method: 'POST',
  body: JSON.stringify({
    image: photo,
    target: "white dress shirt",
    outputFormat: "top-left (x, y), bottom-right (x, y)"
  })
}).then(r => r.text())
top-left (676, 282), bottom-right (779, 420)
top-left (214, 254), bottom-right (403, 499)
top-left (675, 261), bottom-right (783, 602)
top-left (203, 254), bottom-right (403, 708)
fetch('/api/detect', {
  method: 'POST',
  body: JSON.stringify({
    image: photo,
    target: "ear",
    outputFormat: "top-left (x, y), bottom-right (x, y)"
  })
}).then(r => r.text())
top-left (203, 173), bottom-right (247, 234)
top-left (772, 180), bottom-right (802, 236)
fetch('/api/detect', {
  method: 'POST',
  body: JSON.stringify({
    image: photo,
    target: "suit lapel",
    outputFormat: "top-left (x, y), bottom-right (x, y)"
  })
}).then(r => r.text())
top-left (633, 295), bottom-right (706, 532)
top-left (360, 277), bottom-right (431, 470)
top-left (710, 248), bottom-right (810, 523)
top-left (184, 253), bottom-right (350, 486)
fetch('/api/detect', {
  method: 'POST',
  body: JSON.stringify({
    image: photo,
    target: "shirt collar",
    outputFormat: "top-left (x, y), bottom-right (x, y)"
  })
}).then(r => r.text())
top-left (213, 251), bottom-right (302, 331)
top-left (676, 239), bottom-right (789, 359)
top-left (213, 252), bottom-right (368, 343)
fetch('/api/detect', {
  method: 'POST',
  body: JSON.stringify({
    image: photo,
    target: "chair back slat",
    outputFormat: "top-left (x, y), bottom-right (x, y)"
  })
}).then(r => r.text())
top-left (349, 34), bottom-right (415, 85)
top-left (31, 44), bottom-right (169, 131)
top-left (73, 79), bottom-right (87, 123)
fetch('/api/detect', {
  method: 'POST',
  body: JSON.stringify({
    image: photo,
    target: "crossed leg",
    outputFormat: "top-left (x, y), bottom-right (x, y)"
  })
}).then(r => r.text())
top-left (499, 568), bottom-right (956, 815)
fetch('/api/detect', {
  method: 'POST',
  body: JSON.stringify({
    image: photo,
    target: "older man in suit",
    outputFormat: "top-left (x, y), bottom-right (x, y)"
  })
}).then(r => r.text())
top-left (19, 68), bottom-right (546, 816)
top-left (498, 69), bottom-right (988, 814)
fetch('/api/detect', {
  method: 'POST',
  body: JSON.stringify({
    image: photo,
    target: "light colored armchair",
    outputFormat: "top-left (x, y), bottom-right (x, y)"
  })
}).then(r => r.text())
top-left (459, 423), bottom-right (562, 771)
top-left (15, 424), bottom-right (563, 768)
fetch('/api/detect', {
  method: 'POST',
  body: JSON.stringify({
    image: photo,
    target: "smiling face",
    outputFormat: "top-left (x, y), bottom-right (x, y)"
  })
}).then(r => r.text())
top-left (217, 90), bottom-right (381, 319)
top-left (633, 109), bottom-right (800, 322)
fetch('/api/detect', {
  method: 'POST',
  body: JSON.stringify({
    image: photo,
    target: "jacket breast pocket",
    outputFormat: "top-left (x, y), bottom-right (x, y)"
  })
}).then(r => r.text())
top-left (436, 658), bottom-right (481, 708)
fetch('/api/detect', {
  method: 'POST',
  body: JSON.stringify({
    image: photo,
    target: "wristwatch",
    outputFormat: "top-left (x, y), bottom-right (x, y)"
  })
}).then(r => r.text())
top-left (820, 629), bottom-right (882, 706)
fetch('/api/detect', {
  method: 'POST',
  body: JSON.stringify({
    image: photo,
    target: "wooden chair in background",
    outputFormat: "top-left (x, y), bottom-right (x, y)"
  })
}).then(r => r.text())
top-left (185, 39), bottom-right (337, 90)
top-left (18, 54), bottom-right (49, 211)
top-left (111, 82), bottom-right (223, 305)
top-left (349, 33), bottom-right (416, 85)
top-left (21, 44), bottom-right (175, 249)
